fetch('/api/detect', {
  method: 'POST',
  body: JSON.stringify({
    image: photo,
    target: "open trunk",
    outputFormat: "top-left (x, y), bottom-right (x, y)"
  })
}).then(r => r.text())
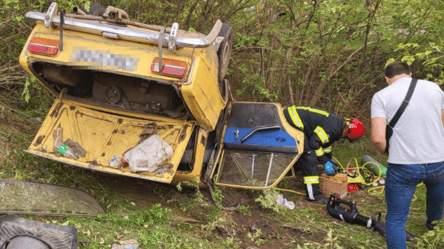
top-left (27, 98), bottom-right (195, 183)
top-left (30, 61), bottom-right (190, 120)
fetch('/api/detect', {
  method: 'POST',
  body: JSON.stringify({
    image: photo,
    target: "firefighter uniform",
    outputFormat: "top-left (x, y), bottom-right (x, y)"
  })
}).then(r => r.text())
top-left (284, 106), bottom-right (344, 200)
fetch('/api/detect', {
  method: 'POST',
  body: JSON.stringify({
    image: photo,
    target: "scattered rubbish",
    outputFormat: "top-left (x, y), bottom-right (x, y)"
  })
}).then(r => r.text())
top-left (53, 126), bottom-right (86, 160)
top-left (250, 224), bottom-right (258, 232)
top-left (124, 134), bottom-right (173, 173)
top-left (30, 117), bottom-right (42, 123)
top-left (109, 155), bottom-right (122, 168)
top-left (276, 194), bottom-right (295, 210)
top-left (53, 126), bottom-right (63, 152)
top-left (64, 138), bottom-right (87, 157)
top-left (138, 122), bottom-right (158, 143)
top-left (112, 245), bottom-right (139, 249)
top-left (57, 144), bottom-right (78, 159)
top-left (154, 163), bottom-right (173, 174)
top-left (112, 239), bottom-right (139, 249)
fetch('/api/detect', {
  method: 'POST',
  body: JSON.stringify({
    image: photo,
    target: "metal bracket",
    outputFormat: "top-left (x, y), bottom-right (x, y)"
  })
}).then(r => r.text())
top-left (44, 2), bottom-right (58, 28)
top-left (265, 153), bottom-right (274, 187)
top-left (215, 36), bottom-right (225, 51)
top-left (168, 23), bottom-right (178, 52)
top-left (157, 28), bottom-right (165, 72)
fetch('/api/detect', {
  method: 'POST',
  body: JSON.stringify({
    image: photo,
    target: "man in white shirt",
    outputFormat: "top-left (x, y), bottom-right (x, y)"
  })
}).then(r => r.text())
top-left (371, 61), bottom-right (444, 249)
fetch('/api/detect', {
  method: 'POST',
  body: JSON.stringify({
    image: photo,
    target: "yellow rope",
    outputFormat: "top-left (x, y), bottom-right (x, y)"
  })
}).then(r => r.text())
top-left (273, 187), bottom-right (305, 195)
top-left (275, 158), bottom-right (424, 201)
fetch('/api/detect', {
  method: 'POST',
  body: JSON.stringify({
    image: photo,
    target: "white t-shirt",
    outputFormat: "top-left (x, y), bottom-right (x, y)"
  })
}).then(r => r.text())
top-left (371, 77), bottom-right (444, 164)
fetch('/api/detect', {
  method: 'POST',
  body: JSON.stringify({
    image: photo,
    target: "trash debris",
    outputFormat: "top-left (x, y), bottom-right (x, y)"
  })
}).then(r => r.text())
top-left (112, 244), bottom-right (139, 249)
top-left (30, 117), bottom-right (42, 123)
top-left (53, 126), bottom-right (86, 160)
top-left (124, 134), bottom-right (173, 173)
top-left (109, 155), bottom-right (121, 168)
top-left (276, 194), bottom-right (295, 210)
top-left (57, 144), bottom-right (78, 160)
top-left (64, 138), bottom-right (87, 157)
top-left (112, 239), bottom-right (139, 249)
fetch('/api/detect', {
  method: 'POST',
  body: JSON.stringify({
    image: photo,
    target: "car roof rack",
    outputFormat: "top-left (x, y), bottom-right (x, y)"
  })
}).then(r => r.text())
top-left (25, 2), bottom-right (222, 50)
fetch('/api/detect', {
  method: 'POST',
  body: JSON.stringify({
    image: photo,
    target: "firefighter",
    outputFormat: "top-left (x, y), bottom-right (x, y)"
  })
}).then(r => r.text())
top-left (283, 106), bottom-right (366, 203)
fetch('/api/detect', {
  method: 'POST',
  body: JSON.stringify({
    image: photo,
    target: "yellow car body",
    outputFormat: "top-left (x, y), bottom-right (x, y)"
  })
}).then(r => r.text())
top-left (20, 3), bottom-right (304, 189)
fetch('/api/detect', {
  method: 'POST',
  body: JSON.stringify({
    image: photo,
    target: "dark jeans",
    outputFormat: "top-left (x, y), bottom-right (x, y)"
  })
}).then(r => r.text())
top-left (385, 161), bottom-right (444, 249)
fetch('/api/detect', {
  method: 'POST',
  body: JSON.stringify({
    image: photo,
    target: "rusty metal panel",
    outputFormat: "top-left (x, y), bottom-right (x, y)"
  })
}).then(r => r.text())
top-left (28, 98), bottom-right (194, 183)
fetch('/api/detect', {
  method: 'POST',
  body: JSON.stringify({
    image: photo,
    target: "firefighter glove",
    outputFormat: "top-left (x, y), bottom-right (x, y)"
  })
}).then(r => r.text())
top-left (324, 161), bottom-right (337, 176)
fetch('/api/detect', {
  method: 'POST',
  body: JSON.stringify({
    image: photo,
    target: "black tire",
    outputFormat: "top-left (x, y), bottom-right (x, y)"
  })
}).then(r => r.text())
top-left (217, 23), bottom-right (233, 84)
top-left (81, 3), bottom-right (106, 16)
top-left (7, 236), bottom-right (50, 249)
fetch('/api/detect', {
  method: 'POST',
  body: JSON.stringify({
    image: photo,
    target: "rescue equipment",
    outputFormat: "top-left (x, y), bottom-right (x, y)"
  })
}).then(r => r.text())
top-left (327, 194), bottom-right (416, 241)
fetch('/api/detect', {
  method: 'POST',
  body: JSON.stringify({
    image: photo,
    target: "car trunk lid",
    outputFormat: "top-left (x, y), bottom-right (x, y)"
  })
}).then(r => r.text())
top-left (27, 98), bottom-right (194, 183)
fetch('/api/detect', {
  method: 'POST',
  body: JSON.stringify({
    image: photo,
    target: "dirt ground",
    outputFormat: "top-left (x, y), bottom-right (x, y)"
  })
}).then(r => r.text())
top-left (94, 172), bottom-right (333, 249)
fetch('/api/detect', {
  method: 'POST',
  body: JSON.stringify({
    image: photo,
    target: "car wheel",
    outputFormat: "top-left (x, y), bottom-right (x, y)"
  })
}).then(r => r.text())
top-left (217, 23), bottom-right (233, 88)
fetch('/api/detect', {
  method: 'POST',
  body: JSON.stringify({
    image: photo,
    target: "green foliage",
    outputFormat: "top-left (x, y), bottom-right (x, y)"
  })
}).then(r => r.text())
top-left (97, 203), bottom-right (170, 226)
top-left (247, 228), bottom-right (265, 246)
top-left (201, 217), bottom-right (228, 237)
top-left (22, 76), bottom-right (37, 103)
top-left (255, 188), bottom-right (281, 213)
top-left (212, 187), bottom-right (224, 206)
top-left (415, 225), bottom-right (444, 248)
top-left (236, 205), bottom-right (252, 217)
top-left (3, 1), bottom-right (444, 248)
top-left (389, 40), bottom-right (444, 85)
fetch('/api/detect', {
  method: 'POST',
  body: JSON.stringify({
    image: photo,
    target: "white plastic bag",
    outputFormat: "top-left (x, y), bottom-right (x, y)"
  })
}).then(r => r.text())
top-left (123, 135), bottom-right (173, 173)
top-left (276, 194), bottom-right (295, 210)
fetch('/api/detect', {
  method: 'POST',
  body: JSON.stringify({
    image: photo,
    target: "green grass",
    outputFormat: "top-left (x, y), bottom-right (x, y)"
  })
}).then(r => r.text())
top-left (1, 90), bottom-right (444, 248)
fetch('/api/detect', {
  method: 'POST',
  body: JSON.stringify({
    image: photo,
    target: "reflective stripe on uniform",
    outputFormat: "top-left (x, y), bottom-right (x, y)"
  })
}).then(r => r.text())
top-left (315, 147), bottom-right (325, 156)
top-left (304, 176), bottom-right (320, 184)
top-left (307, 184), bottom-right (314, 200)
top-left (323, 146), bottom-right (332, 153)
top-left (314, 126), bottom-right (329, 144)
top-left (296, 106), bottom-right (329, 117)
top-left (288, 106), bottom-right (304, 130)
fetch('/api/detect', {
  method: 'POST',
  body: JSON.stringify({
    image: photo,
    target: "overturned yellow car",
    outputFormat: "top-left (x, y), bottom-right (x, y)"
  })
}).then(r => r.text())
top-left (20, 2), bottom-right (304, 189)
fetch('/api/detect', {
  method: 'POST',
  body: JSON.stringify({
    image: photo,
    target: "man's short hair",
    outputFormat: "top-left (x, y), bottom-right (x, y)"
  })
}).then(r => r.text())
top-left (384, 61), bottom-right (411, 78)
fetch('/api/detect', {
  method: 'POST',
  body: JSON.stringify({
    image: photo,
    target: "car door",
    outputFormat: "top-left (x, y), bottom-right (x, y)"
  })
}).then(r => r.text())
top-left (214, 102), bottom-right (304, 189)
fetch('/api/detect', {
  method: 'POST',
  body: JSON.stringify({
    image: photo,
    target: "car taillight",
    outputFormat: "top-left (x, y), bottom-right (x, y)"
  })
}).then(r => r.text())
top-left (150, 57), bottom-right (187, 79)
top-left (27, 37), bottom-right (60, 56)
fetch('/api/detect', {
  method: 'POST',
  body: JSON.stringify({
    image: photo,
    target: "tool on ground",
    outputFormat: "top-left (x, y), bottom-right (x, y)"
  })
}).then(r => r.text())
top-left (326, 194), bottom-right (416, 241)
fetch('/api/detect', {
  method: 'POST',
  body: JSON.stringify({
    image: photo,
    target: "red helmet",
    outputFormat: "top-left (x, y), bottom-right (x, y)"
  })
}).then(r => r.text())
top-left (345, 119), bottom-right (365, 140)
